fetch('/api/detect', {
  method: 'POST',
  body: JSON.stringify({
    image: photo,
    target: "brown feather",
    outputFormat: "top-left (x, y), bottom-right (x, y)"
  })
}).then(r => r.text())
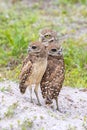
top-left (19, 41), bottom-right (48, 98)
top-left (40, 43), bottom-right (65, 105)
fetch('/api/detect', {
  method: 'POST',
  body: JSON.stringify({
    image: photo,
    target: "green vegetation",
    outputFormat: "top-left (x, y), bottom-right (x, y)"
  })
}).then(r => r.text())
top-left (64, 39), bottom-right (87, 87)
top-left (0, 85), bottom-right (11, 92)
top-left (0, 5), bottom-right (44, 66)
top-left (58, 0), bottom-right (87, 4)
top-left (21, 118), bottom-right (33, 130)
top-left (4, 102), bottom-right (18, 118)
top-left (82, 116), bottom-right (87, 129)
top-left (67, 124), bottom-right (77, 130)
top-left (0, 0), bottom-right (87, 88)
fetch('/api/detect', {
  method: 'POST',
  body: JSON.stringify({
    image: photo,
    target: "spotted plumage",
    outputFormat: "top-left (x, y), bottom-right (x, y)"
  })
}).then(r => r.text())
top-left (19, 41), bottom-right (48, 105)
top-left (40, 42), bottom-right (65, 110)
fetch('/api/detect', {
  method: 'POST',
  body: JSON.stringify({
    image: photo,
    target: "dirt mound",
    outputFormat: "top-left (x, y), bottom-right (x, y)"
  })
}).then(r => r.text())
top-left (0, 80), bottom-right (87, 130)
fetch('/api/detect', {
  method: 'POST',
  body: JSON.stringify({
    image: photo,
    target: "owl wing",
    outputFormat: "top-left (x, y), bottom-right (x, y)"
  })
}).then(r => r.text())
top-left (42, 59), bottom-right (58, 82)
top-left (19, 56), bottom-right (33, 93)
top-left (19, 60), bottom-right (32, 80)
top-left (22, 55), bottom-right (30, 67)
top-left (48, 58), bottom-right (65, 82)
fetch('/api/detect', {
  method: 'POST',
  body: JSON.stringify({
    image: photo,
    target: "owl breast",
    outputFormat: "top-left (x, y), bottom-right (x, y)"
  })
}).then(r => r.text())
top-left (25, 58), bottom-right (47, 86)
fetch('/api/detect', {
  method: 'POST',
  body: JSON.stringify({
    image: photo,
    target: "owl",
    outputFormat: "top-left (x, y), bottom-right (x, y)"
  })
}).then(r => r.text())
top-left (40, 42), bottom-right (65, 111)
top-left (19, 41), bottom-right (48, 105)
top-left (39, 28), bottom-right (57, 45)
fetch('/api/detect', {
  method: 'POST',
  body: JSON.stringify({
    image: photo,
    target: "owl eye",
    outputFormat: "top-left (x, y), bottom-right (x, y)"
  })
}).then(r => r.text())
top-left (32, 45), bottom-right (37, 49)
top-left (45, 35), bottom-right (51, 38)
top-left (51, 48), bottom-right (57, 52)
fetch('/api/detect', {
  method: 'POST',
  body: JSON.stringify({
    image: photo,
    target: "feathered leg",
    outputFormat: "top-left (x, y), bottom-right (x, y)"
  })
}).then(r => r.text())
top-left (30, 88), bottom-right (33, 103)
top-left (34, 84), bottom-right (41, 106)
top-left (55, 97), bottom-right (59, 111)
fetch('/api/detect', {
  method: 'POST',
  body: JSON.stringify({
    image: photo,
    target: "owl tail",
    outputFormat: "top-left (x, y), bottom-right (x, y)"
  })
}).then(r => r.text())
top-left (19, 70), bottom-right (29, 94)
top-left (19, 83), bottom-right (27, 94)
top-left (45, 97), bottom-right (53, 105)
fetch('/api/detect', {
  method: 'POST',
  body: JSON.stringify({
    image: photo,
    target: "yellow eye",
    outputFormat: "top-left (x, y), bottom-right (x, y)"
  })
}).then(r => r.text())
top-left (45, 35), bottom-right (51, 38)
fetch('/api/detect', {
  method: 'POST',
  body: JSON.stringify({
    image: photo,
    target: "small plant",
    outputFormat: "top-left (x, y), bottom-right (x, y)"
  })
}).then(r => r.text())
top-left (40, 128), bottom-right (45, 130)
top-left (67, 124), bottom-right (77, 130)
top-left (4, 102), bottom-right (18, 118)
top-left (40, 115), bottom-right (44, 120)
top-left (82, 116), bottom-right (87, 129)
top-left (0, 86), bottom-right (11, 92)
top-left (33, 116), bottom-right (37, 120)
top-left (0, 87), bottom-right (6, 92)
top-left (21, 118), bottom-right (33, 130)
top-left (10, 124), bottom-right (13, 129)
top-left (47, 110), bottom-right (58, 119)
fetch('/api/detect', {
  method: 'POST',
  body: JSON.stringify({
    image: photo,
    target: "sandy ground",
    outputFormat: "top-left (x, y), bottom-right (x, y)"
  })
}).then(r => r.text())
top-left (0, 80), bottom-right (87, 130)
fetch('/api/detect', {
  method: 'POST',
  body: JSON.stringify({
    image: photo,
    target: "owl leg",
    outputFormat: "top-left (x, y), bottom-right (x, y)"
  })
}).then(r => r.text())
top-left (30, 88), bottom-right (33, 103)
top-left (55, 97), bottom-right (59, 111)
top-left (34, 85), bottom-right (41, 106)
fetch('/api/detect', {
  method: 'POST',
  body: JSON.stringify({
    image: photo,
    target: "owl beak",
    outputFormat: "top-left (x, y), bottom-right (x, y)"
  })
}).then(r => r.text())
top-left (58, 52), bottom-right (60, 55)
top-left (39, 33), bottom-right (44, 38)
top-left (41, 36), bottom-right (45, 42)
top-left (58, 51), bottom-right (62, 55)
top-left (40, 33), bottom-right (44, 37)
top-left (27, 47), bottom-right (31, 52)
top-left (58, 47), bottom-right (62, 55)
top-left (48, 37), bottom-right (54, 42)
top-left (39, 35), bottom-right (45, 42)
top-left (42, 42), bottom-right (48, 47)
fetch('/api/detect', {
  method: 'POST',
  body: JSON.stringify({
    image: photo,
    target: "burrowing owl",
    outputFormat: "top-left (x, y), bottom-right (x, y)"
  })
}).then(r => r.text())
top-left (40, 42), bottom-right (65, 110)
top-left (19, 41), bottom-right (48, 105)
top-left (39, 28), bottom-right (57, 45)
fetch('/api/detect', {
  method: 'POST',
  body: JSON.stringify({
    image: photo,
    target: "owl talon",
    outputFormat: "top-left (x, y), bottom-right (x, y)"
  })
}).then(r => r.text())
top-left (30, 99), bottom-right (33, 103)
top-left (37, 103), bottom-right (41, 106)
top-left (56, 107), bottom-right (62, 113)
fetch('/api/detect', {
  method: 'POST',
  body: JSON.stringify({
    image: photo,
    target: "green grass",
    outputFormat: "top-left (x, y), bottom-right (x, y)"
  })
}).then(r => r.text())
top-left (4, 102), bottom-right (18, 118)
top-left (58, 0), bottom-right (87, 4)
top-left (21, 118), bottom-right (33, 130)
top-left (64, 39), bottom-right (87, 87)
top-left (0, 4), bottom-right (51, 66)
top-left (0, 7), bottom-right (39, 66)
top-left (0, 1), bottom-right (87, 88)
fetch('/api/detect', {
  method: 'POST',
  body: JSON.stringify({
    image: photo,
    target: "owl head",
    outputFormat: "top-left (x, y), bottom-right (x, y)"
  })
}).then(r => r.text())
top-left (39, 28), bottom-right (57, 44)
top-left (28, 41), bottom-right (45, 53)
top-left (47, 42), bottom-right (62, 57)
